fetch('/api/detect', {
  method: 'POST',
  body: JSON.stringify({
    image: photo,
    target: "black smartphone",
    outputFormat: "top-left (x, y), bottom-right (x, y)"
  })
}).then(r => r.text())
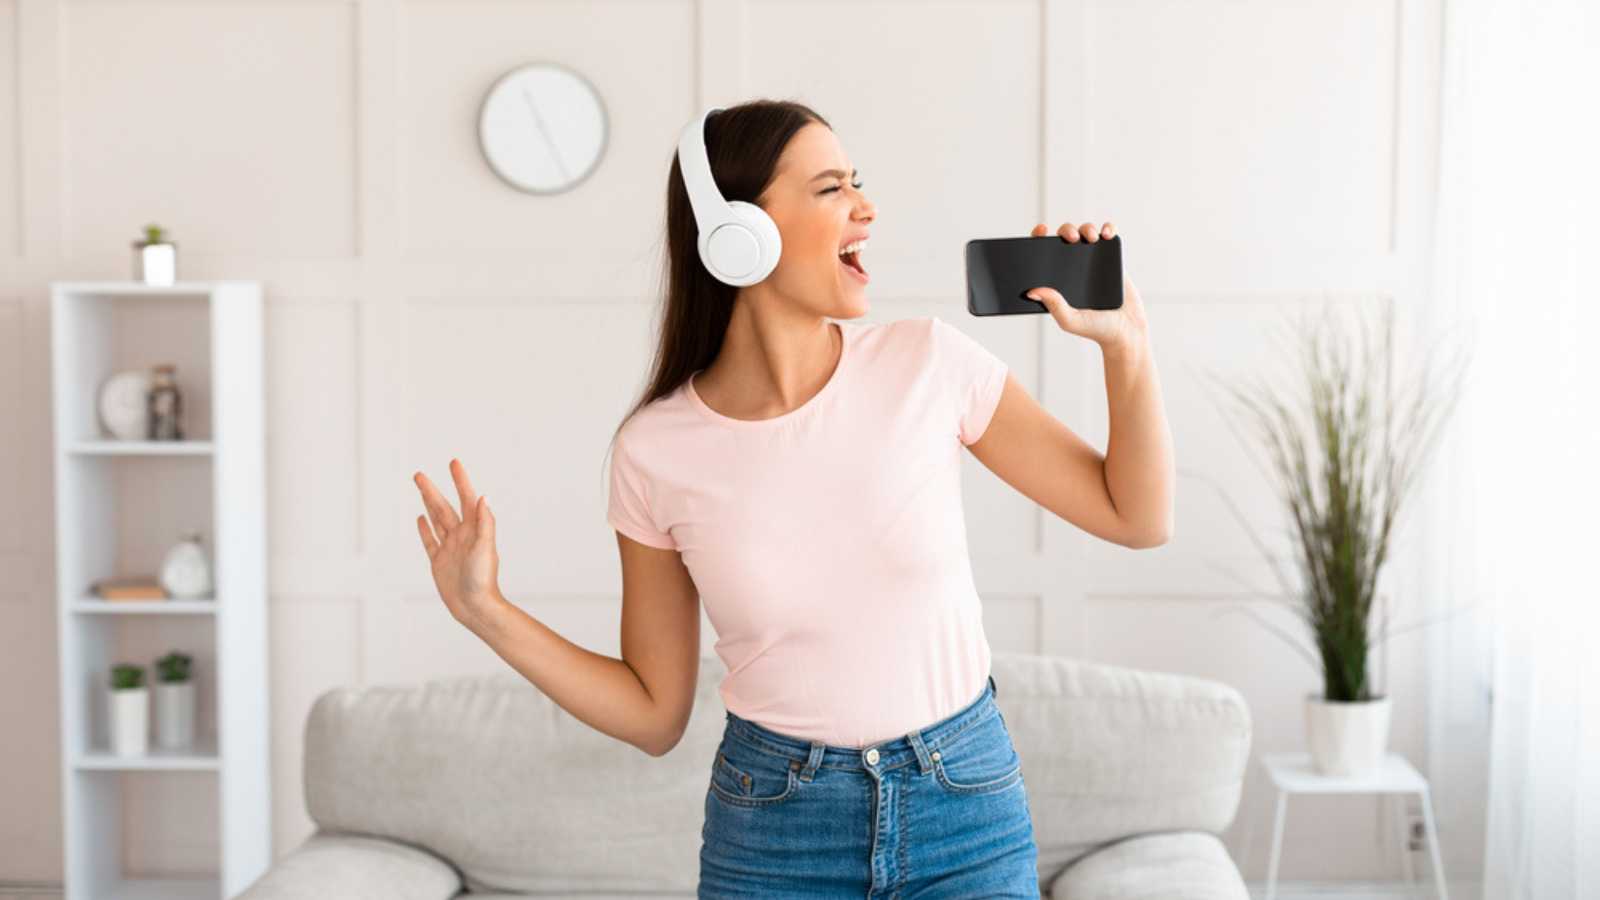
top-left (965, 234), bottom-right (1123, 316)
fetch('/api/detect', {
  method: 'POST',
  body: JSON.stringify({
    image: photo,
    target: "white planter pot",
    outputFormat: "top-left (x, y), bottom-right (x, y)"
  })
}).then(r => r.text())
top-left (136, 242), bottom-right (176, 286)
top-left (110, 688), bottom-right (149, 756)
top-left (1305, 694), bottom-right (1391, 776)
top-left (155, 681), bottom-right (196, 749)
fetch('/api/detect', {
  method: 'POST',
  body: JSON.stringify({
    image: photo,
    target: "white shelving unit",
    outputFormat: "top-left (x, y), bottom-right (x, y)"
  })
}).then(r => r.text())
top-left (50, 281), bottom-right (270, 900)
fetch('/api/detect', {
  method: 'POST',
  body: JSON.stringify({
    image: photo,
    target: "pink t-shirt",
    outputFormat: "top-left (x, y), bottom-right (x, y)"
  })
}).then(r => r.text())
top-left (606, 315), bottom-right (1009, 748)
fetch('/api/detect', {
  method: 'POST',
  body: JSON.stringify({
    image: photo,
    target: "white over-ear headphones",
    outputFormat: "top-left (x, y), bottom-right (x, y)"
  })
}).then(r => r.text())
top-left (676, 107), bottom-right (783, 287)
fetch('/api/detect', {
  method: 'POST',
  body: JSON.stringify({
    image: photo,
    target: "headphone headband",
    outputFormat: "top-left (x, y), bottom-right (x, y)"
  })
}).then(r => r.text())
top-left (677, 109), bottom-right (734, 235)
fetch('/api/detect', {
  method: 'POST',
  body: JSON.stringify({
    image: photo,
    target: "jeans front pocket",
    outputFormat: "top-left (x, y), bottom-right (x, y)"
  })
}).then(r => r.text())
top-left (930, 712), bottom-right (1023, 796)
top-left (707, 739), bottom-right (799, 808)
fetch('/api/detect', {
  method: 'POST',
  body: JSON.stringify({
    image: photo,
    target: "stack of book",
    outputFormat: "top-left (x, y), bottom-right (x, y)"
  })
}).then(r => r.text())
top-left (90, 575), bottom-right (167, 601)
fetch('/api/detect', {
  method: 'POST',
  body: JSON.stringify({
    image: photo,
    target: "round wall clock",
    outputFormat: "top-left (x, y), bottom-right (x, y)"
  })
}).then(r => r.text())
top-left (477, 62), bottom-right (608, 195)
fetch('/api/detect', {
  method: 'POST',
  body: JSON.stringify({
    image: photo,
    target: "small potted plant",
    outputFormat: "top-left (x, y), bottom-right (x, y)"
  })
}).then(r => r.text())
top-left (133, 223), bottom-right (177, 286)
top-left (154, 651), bottom-right (195, 749)
top-left (109, 663), bottom-right (149, 756)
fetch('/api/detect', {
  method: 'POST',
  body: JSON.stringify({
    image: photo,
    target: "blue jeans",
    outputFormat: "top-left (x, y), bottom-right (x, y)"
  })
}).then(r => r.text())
top-left (699, 674), bottom-right (1040, 898)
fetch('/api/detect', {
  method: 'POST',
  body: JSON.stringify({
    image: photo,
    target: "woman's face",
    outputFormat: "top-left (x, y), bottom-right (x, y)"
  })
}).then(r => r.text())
top-left (752, 122), bottom-right (877, 318)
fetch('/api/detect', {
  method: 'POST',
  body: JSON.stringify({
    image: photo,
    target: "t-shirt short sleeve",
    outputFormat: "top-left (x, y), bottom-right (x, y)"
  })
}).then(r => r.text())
top-left (930, 316), bottom-right (1009, 445)
top-left (606, 432), bottom-right (677, 550)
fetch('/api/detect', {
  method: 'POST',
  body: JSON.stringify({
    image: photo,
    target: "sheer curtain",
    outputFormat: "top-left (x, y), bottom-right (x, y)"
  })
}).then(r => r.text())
top-left (1426, 0), bottom-right (1598, 897)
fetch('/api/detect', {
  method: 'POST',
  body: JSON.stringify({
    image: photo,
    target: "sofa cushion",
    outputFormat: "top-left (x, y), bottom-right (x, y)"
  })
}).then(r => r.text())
top-left (1046, 831), bottom-right (1249, 899)
top-left (302, 669), bottom-right (722, 895)
top-left (993, 655), bottom-right (1251, 880)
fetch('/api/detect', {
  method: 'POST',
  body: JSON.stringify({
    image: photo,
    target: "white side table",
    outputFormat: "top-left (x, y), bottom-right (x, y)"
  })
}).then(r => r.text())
top-left (1260, 752), bottom-right (1447, 900)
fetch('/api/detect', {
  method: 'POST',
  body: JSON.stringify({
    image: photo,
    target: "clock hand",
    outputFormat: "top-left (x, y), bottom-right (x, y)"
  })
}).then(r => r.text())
top-left (520, 87), bottom-right (571, 181)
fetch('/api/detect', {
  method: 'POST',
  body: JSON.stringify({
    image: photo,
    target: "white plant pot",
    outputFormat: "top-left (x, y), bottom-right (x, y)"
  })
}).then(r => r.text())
top-left (110, 687), bottom-right (149, 756)
top-left (155, 681), bottom-right (196, 749)
top-left (1305, 694), bottom-right (1391, 776)
top-left (136, 242), bottom-right (176, 286)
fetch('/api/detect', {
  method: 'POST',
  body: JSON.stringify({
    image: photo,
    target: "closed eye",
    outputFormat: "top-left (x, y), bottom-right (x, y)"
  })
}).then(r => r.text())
top-left (822, 180), bottom-right (864, 194)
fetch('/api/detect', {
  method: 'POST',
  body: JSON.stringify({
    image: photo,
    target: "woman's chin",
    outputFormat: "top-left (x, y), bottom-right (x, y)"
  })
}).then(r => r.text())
top-left (832, 295), bottom-right (869, 318)
top-left (836, 270), bottom-right (870, 298)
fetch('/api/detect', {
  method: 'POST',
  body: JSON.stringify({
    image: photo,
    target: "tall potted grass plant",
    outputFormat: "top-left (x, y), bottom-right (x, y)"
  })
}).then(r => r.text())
top-left (1200, 298), bottom-right (1468, 775)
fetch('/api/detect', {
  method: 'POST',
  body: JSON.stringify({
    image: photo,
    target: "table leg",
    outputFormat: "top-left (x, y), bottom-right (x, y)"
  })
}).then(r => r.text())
top-left (1394, 793), bottom-right (1416, 894)
top-left (1266, 789), bottom-right (1287, 900)
top-left (1420, 787), bottom-right (1448, 900)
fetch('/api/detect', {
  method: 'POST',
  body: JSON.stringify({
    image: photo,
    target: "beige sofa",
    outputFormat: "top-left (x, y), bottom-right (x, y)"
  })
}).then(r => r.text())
top-left (238, 652), bottom-right (1253, 898)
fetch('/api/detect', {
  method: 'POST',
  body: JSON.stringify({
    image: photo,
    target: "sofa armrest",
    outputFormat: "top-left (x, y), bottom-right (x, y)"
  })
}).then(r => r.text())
top-left (234, 829), bottom-right (462, 900)
top-left (1046, 831), bottom-right (1249, 900)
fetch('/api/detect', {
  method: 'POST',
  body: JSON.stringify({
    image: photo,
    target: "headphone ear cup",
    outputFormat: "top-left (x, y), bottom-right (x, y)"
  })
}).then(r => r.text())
top-left (697, 224), bottom-right (751, 286)
top-left (724, 200), bottom-right (782, 285)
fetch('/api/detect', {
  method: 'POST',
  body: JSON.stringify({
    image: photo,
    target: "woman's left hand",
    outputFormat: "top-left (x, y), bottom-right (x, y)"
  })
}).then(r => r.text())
top-left (1024, 221), bottom-right (1149, 352)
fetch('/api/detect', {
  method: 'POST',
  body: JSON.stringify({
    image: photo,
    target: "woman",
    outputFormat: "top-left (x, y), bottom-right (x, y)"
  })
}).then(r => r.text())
top-left (412, 99), bottom-right (1174, 898)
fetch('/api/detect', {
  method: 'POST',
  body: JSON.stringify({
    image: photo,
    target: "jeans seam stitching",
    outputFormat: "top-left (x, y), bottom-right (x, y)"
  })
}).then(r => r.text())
top-left (707, 768), bottom-right (796, 806)
top-left (933, 759), bottom-right (1022, 794)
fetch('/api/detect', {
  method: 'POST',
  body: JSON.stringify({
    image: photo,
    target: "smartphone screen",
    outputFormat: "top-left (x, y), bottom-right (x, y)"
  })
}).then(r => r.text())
top-left (965, 234), bottom-right (1123, 316)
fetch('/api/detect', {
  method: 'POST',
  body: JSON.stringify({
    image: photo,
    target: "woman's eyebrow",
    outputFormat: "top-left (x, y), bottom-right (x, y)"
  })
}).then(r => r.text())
top-left (809, 168), bottom-right (857, 182)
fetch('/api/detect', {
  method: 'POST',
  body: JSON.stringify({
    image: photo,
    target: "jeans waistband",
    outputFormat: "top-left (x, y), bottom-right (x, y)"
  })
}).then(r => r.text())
top-left (722, 673), bottom-right (1001, 781)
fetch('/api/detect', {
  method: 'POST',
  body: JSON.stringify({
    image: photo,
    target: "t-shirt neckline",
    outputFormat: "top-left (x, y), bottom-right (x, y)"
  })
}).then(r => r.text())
top-left (685, 320), bottom-right (851, 428)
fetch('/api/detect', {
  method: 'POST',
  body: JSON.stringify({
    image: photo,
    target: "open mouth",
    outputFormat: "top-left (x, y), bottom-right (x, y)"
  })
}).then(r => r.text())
top-left (838, 239), bottom-right (870, 284)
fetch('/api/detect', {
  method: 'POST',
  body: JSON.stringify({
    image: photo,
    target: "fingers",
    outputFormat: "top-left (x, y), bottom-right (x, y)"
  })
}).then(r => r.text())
top-left (1024, 286), bottom-right (1074, 331)
top-left (417, 514), bottom-right (440, 559)
top-left (414, 470), bottom-right (460, 536)
top-left (1031, 223), bottom-right (1048, 237)
top-left (1049, 222), bottom-right (1116, 242)
top-left (474, 495), bottom-right (495, 549)
top-left (449, 458), bottom-right (479, 521)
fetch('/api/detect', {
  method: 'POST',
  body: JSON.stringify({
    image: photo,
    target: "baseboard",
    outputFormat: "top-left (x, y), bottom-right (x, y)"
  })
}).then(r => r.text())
top-left (0, 883), bottom-right (62, 897)
top-left (1246, 880), bottom-right (1481, 899)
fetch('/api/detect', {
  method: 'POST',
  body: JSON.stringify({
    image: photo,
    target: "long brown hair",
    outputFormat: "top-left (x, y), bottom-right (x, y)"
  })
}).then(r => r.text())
top-left (607, 99), bottom-right (831, 455)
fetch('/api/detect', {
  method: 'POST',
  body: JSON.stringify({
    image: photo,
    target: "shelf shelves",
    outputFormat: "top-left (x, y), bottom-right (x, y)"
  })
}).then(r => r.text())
top-left (93, 876), bottom-right (222, 900)
top-left (70, 597), bottom-right (218, 615)
top-left (50, 280), bottom-right (248, 296)
top-left (75, 733), bottom-right (221, 771)
top-left (52, 280), bottom-right (270, 899)
top-left (64, 439), bottom-right (215, 456)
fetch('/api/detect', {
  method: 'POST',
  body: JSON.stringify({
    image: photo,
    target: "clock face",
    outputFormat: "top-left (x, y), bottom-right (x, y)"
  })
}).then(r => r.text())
top-left (99, 370), bottom-right (152, 441)
top-left (477, 62), bottom-right (608, 195)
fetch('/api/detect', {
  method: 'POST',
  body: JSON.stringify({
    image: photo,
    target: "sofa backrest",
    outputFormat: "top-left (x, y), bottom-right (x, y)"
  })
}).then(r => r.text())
top-left (300, 651), bottom-right (1250, 894)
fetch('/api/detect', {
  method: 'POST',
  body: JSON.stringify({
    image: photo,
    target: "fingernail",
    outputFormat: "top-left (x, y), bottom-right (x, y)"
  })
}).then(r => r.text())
top-left (1025, 290), bottom-right (1040, 300)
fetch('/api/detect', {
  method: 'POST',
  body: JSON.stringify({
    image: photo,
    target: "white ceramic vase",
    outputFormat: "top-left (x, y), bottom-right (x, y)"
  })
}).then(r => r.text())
top-left (155, 680), bottom-right (196, 749)
top-left (110, 687), bottom-right (149, 756)
top-left (136, 242), bottom-right (176, 286)
top-left (159, 532), bottom-right (213, 600)
top-left (1305, 694), bottom-right (1391, 776)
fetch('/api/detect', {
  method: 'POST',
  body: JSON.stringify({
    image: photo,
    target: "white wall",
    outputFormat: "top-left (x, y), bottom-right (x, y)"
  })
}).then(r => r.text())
top-left (0, 0), bottom-right (1484, 888)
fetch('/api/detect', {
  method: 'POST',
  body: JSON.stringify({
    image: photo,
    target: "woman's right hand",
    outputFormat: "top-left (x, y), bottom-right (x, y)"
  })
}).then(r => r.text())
top-left (413, 458), bottom-right (502, 629)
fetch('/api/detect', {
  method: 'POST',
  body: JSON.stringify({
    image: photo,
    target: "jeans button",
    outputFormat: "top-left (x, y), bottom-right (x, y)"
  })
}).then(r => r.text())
top-left (865, 748), bottom-right (880, 765)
